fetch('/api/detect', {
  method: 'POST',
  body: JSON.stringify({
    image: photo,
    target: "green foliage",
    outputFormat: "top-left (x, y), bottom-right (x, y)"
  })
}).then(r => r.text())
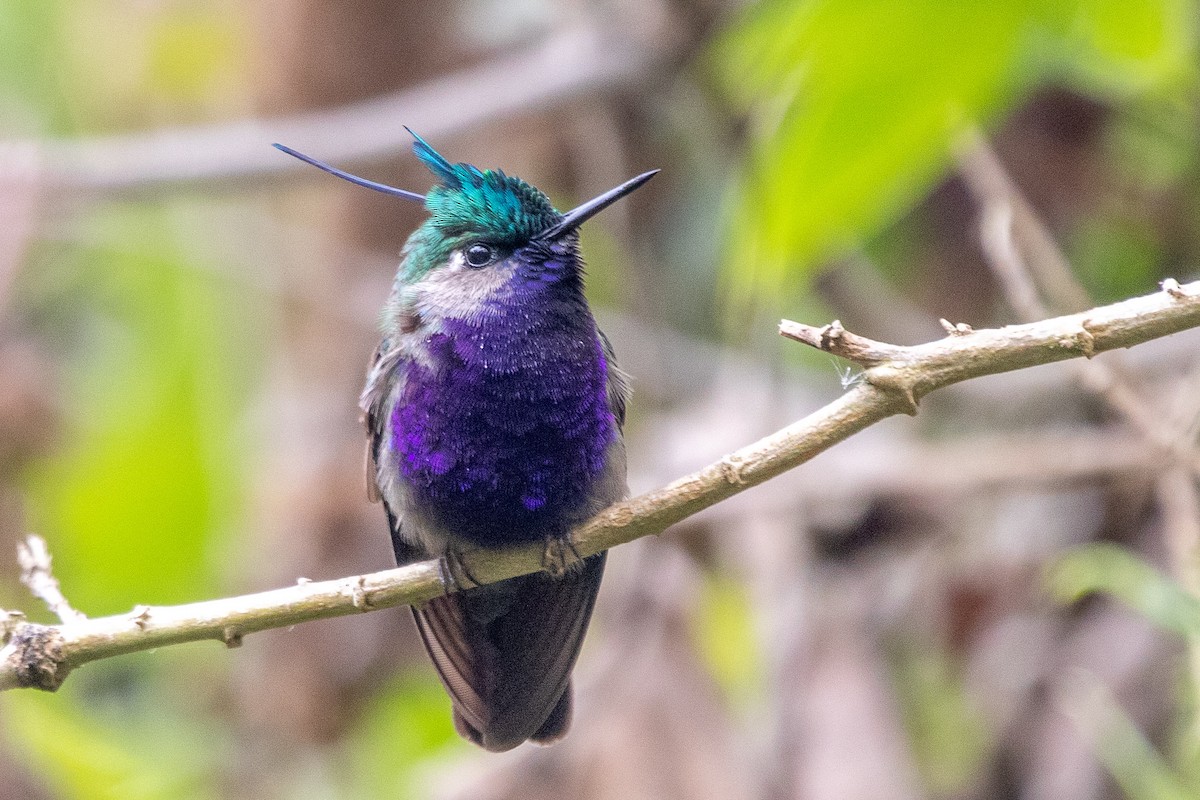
top-left (696, 571), bottom-right (763, 705)
top-left (8, 201), bottom-right (265, 794)
top-left (2, 684), bottom-right (225, 800)
top-left (0, 0), bottom-right (67, 134)
top-left (22, 204), bottom-right (259, 614)
top-left (1049, 544), bottom-right (1200, 798)
top-left (1063, 673), bottom-right (1194, 800)
top-left (716, 0), bottom-right (1036, 299)
top-left (1048, 544), bottom-right (1200, 637)
top-left (714, 0), bottom-right (1199, 306)
top-left (145, 6), bottom-right (248, 105)
top-left (891, 643), bottom-right (992, 795)
top-left (1105, 96), bottom-right (1200, 191)
top-left (1049, 0), bottom-right (1197, 97)
top-left (337, 671), bottom-right (467, 798)
top-left (1069, 217), bottom-right (1164, 303)
top-left (2, 4), bottom-right (262, 795)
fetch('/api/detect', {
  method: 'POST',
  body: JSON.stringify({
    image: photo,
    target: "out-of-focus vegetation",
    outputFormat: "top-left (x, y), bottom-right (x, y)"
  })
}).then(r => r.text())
top-left (2, 3), bottom-right (466, 797)
top-left (1, 0), bottom-right (1200, 798)
top-left (717, 0), bottom-right (1197, 302)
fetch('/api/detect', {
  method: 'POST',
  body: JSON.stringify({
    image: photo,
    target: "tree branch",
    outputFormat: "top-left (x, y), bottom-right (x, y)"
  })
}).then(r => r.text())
top-left (2, 280), bottom-right (1199, 692)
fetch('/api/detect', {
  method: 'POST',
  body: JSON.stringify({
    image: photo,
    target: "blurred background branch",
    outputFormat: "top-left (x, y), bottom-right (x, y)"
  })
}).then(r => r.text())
top-left (7, 22), bottom-right (669, 199)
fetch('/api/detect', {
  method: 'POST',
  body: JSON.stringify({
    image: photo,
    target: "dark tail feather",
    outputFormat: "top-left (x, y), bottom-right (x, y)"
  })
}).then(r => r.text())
top-left (530, 682), bottom-right (572, 744)
top-left (450, 686), bottom-right (569, 747)
top-left (412, 552), bottom-right (606, 751)
top-left (452, 706), bottom-right (485, 748)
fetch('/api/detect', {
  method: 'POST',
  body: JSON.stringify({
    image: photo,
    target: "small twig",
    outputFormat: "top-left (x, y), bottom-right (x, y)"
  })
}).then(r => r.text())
top-left (17, 535), bottom-right (85, 625)
top-left (778, 319), bottom-right (908, 366)
top-left (1, 610), bottom-right (25, 643)
top-left (939, 318), bottom-right (974, 336)
top-left (1, 281), bottom-right (1199, 692)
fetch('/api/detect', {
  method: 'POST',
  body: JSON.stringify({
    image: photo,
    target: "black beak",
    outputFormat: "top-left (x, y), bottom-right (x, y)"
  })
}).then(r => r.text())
top-left (537, 169), bottom-right (660, 241)
top-left (273, 143), bottom-right (426, 203)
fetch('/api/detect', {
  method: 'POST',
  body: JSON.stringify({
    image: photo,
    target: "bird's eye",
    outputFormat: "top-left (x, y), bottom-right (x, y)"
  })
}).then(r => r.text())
top-left (464, 243), bottom-right (496, 268)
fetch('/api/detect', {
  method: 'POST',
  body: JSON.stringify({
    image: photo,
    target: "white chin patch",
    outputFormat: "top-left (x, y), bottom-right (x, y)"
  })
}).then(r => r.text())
top-left (416, 248), bottom-right (513, 320)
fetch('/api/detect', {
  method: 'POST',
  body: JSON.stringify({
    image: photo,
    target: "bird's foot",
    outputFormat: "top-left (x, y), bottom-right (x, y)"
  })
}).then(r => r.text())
top-left (541, 535), bottom-right (584, 578)
top-left (439, 547), bottom-right (482, 593)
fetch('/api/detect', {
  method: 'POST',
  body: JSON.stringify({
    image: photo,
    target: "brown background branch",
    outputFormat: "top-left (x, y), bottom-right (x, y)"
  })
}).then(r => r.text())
top-left (16, 25), bottom-right (660, 199)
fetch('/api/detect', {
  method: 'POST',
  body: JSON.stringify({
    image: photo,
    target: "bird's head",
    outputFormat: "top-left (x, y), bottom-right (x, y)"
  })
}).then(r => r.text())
top-left (275, 131), bottom-right (656, 318)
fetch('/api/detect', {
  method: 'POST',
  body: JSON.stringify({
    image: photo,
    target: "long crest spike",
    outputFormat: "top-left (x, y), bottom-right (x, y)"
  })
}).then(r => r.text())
top-left (273, 143), bottom-right (426, 202)
top-left (404, 127), bottom-right (461, 187)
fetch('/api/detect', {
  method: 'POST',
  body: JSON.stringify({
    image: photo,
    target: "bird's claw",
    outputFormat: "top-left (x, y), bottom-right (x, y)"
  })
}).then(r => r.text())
top-left (542, 536), bottom-right (584, 578)
top-left (439, 548), bottom-right (482, 593)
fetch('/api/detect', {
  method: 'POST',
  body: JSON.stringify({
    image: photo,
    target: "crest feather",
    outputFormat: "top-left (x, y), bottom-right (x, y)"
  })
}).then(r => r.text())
top-left (405, 129), bottom-right (558, 241)
top-left (407, 127), bottom-right (482, 189)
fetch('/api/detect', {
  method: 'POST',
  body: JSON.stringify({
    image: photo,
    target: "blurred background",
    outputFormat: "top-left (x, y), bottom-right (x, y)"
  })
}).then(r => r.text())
top-left (2, 0), bottom-right (1200, 798)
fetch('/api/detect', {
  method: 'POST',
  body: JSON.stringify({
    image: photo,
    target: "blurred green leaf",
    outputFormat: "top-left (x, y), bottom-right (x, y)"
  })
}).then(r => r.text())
top-left (1170, 669), bottom-right (1200, 796)
top-left (23, 204), bottom-right (258, 614)
top-left (1062, 671), bottom-right (1194, 800)
top-left (2, 691), bottom-right (219, 800)
top-left (1069, 216), bottom-right (1164, 302)
top-left (0, 0), bottom-right (67, 134)
top-left (714, 0), bottom-right (1199, 305)
top-left (148, 6), bottom-right (246, 105)
top-left (338, 670), bottom-right (466, 798)
top-left (1104, 96), bottom-right (1200, 189)
top-left (715, 0), bottom-right (1053, 302)
top-left (1048, 544), bottom-right (1200, 637)
top-left (696, 571), bottom-right (762, 703)
top-left (891, 643), bottom-right (992, 795)
top-left (1053, 0), bottom-right (1198, 97)
top-left (3, 4), bottom-right (276, 799)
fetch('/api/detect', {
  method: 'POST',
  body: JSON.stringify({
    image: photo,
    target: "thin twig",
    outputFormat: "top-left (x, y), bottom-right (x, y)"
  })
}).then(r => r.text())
top-left (0, 610), bottom-right (25, 643)
top-left (2, 280), bottom-right (1199, 692)
top-left (16, 535), bottom-right (85, 625)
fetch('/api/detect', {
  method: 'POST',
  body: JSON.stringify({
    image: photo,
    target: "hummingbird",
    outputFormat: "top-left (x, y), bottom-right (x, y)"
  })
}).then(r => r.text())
top-left (275, 133), bottom-right (656, 751)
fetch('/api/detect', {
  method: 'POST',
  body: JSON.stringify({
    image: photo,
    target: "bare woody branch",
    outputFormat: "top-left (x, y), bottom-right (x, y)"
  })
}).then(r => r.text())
top-left (2, 279), bottom-right (1199, 693)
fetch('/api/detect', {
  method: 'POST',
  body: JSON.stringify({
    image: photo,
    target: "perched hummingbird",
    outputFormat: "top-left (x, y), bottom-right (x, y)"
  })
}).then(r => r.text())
top-left (275, 133), bottom-right (656, 751)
